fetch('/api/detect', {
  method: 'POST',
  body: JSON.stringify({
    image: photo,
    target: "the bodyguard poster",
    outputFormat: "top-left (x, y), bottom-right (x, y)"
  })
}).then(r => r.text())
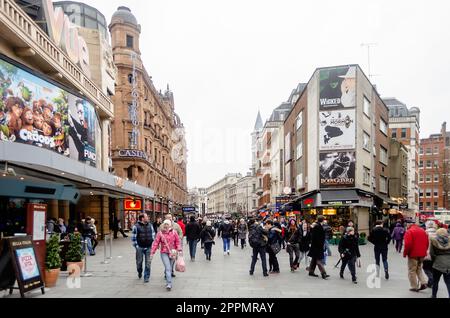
top-left (319, 66), bottom-right (356, 109)
top-left (319, 109), bottom-right (356, 151)
top-left (0, 57), bottom-right (99, 167)
top-left (319, 151), bottom-right (356, 188)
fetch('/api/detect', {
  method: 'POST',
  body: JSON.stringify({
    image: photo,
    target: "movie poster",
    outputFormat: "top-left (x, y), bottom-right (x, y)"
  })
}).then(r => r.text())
top-left (319, 66), bottom-right (356, 109)
top-left (319, 151), bottom-right (356, 188)
top-left (0, 57), bottom-right (98, 167)
top-left (319, 109), bottom-right (356, 151)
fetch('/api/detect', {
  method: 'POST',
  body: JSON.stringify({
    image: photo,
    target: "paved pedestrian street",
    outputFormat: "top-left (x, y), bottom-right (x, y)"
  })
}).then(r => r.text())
top-left (3, 237), bottom-right (446, 298)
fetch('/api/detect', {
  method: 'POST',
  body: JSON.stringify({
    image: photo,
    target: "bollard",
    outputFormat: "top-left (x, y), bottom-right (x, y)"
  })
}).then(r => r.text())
top-left (107, 231), bottom-right (113, 259)
top-left (81, 239), bottom-right (93, 277)
top-left (101, 233), bottom-right (110, 264)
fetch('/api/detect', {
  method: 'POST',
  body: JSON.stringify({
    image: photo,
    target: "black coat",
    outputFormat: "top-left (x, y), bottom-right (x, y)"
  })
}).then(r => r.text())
top-left (185, 221), bottom-right (202, 241)
top-left (298, 228), bottom-right (311, 252)
top-left (338, 234), bottom-right (361, 259)
top-left (218, 222), bottom-right (233, 238)
top-left (200, 226), bottom-right (216, 244)
top-left (285, 227), bottom-right (301, 244)
top-left (308, 223), bottom-right (325, 258)
top-left (368, 226), bottom-right (391, 249)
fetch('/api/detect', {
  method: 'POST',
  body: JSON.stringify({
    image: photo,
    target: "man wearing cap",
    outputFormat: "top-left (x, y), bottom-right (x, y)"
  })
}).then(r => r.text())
top-left (403, 220), bottom-right (429, 292)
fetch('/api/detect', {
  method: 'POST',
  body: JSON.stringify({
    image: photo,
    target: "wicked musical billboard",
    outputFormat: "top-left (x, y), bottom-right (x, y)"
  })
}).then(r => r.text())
top-left (319, 109), bottom-right (356, 151)
top-left (319, 151), bottom-right (356, 188)
top-left (319, 66), bottom-right (356, 109)
top-left (0, 57), bottom-right (99, 167)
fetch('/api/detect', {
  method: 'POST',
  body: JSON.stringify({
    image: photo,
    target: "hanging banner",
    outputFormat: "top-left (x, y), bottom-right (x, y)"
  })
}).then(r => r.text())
top-left (319, 109), bottom-right (356, 150)
top-left (319, 66), bottom-right (356, 109)
top-left (319, 151), bottom-right (356, 188)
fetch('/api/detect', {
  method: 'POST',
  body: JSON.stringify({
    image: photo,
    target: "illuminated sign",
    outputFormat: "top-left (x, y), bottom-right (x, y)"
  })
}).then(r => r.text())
top-left (124, 199), bottom-right (142, 211)
top-left (42, 0), bottom-right (91, 77)
top-left (182, 207), bottom-right (196, 213)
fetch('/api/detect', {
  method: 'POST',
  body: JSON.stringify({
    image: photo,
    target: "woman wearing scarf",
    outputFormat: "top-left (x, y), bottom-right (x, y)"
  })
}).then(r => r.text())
top-left (429, 228), bottom-right (450, 298)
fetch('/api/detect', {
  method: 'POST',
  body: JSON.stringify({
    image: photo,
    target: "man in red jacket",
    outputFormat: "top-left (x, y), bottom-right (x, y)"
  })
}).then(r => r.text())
top-left (403, 221), bottom-right (429, 292)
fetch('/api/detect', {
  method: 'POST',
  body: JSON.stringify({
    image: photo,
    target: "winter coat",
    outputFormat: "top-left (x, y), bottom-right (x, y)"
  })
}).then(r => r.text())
top-left (392, 223), bottom-right (405, 241)
top-left (298, 228), bottom-right (311, 252)
top-left (177, 220), bottom-right (186, 236)
top-left (151, 228), bottom-right (181, 255)
top-left (218, 222), bottom-right (233, 238)
top-left (308, 223), bottom-right (325, 258)
top-left (185, 220), bottom-right (202, 241)
top-left (338, 234), bottom-right (361, 259)
top-left (200, 226), bottom-right (216, 244)
top-left (368, 226), bottom-right (391, 249)
top-left (237, 224), bottom-right (248, 240)
top-left (429, 236), bottom-right (450, 274)
top-left (248, 224), bottom-right (269, 248)
top-left (285, 227), bottom-right (301, 245)
top-left (403, 224), bottom-right (429, 259)
top-left (425, 226), bottom-right (437, 261)
top-left (323, 224), bottom-right (333, 241)
top-left (268, 227), bottom-right (282, 245)
top-left (159, 221), bottom-right (183, 239)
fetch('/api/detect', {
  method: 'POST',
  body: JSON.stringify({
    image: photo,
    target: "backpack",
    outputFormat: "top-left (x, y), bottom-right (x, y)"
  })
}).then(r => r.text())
top-left (249, 225), bottom-right (267, 248)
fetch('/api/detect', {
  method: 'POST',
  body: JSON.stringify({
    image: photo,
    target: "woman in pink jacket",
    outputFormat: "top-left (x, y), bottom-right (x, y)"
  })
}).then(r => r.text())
top-left (150, 220), bottom-right (182, 291)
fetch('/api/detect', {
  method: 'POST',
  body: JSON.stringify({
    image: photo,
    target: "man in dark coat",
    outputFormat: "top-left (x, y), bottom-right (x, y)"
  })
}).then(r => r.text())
top-left (185, 215), bottom-right (202, 261)
top-left (368, 220), bottom-right (391, 279)
top-left (308, 215), bottom-right (329, 279)
top-left (248, 219), bottom-right (269, 277)
top-left (338, 227), bottom-right (361, 284)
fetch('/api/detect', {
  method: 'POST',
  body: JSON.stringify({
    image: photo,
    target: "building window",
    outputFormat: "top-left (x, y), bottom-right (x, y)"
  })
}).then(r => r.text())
top-left (419, 160), bottom-right (423, 168)
top-left (126, 35), bottom-right (134, 48)
top-left (434, 188), bottom-right (439, 197)
top-left (419, 147), bottom-right (424, 155)
top-left (434, 146), bottom-right (439, 154)
top-left (419, 174), bottom-right (424, 183)
top-left (252, 184), bottom-right (256, 192)
top-left (426, 148), bottom-right (432, 155)
top-left (426, 175), bottom-right (431, 183)
top-left (434, 160), bottom-right (439, 168)
top-left (296, 143), bottom-right (303, 160)
top-left (296, 111), bottom-right (303, 130)
top-left (128, 74), bottom-right (133, 84)
top-left (419, 189), bottom-right (424, 197)
top-left (426, 188), bottom-right (432, 198)
top-left (380, 146), bottom-right (388, 165)
top-left (127, 166), bottom-right (133, 180)
top-left (380, 119), bottom-right (388, 135)
top-left (434, 174), bottom-right (439, 182)
top-left (144, 138), bottom-right (148, 153)
top-left (363, 97), bottom-right (371, 117)
top-left (363, 132), bottom-right (370, 151)
top-left (128, 132), bottom-right (133, 147)
top-left (434, 202), bottom-right (438, 210)
top-left (253, 200), bottom-right (256, 208)
top-left (426, 160), bottom-right (432, 169)
top-left (419, 202), bottom-right (423, 210)
top-left (363, 167), bottom-right (371, 185)
top-left (401, 128), bottom-right (407, 138)
top-left (426, 202), bottom-right (431, 209)
top-left (379, 176), bottom-right (388, 194)
top-left (391, 129), bottom-right (397, 139)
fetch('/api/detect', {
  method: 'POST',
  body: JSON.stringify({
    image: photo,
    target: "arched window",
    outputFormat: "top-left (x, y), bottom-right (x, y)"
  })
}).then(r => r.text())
top-left (128, 74), bottom-right (133, 84)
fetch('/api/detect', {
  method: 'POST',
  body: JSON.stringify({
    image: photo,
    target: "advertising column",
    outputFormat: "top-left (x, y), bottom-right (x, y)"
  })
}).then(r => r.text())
top-left (25, 203), bottom-right (47, 272)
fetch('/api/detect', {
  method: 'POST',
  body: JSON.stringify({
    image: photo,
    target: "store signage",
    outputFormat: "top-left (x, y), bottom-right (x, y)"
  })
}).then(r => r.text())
top-left (324, 200), bottom-right (358, 206)
top-left (124, 199), bottom-right (142, 211)
top-left (42, 0), bottom-right (91, 77)
top-left (303, 198), bottom-right (314, 207)
top-left (399, 204), bottom-right (408, 210)
top-left (182, 206), bottom-right (196, 213)
top-left (118, 149), bottom-right (148, 160)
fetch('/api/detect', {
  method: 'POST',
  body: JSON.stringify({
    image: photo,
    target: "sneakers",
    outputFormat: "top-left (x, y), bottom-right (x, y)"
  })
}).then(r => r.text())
top-left (227, 250), bottom-right (230, 255)
top-left (263, 273), bottom-right (269, 277)
top-left (144, 279), bottom-right (149, 283)
top-left (419, 284), bottom-right (427, 291)
top-left (166, 284), bottom-right (172, 291)
top-left (340, 273), bottom-right (344, 279)
top-left (171, 273), bottom-right (176, 278)
top-left (249, 271), bottom-right (254, 276)
top-left (352, 280), bottom-right (357, 284)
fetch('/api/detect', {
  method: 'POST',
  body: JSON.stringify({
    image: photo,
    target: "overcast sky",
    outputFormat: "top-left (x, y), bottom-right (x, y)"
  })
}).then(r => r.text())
top-left (74, 0), bottom-right (450, 189)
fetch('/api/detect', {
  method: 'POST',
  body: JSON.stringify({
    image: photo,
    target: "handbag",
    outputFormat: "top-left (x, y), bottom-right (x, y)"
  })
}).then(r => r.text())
top-left (175, 255), bottom-right (186, 272)
top-left (270, 241), bottom-right (281, 255)
top-left (161, 232), bottom-right (178, 260)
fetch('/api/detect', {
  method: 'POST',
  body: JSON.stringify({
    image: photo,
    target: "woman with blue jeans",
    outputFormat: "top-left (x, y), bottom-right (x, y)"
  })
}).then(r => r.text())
top-left (150, 220), bottom-right (182, 291)
top-left (218, 219), bottom-right (233, 255)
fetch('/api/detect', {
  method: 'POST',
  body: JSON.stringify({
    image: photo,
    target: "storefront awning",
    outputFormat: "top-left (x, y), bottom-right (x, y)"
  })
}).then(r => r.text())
top-left (320, 189), bottom-right (359, 205)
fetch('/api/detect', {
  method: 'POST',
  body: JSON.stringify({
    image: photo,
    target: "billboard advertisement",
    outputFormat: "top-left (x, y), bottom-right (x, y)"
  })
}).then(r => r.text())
top-left (0, 57), bottom-right (98, 167)
top-left (319, 151), bottom-right (356, 188)
top-left (319, 66), bottom-right (356, 109)
top-left (319, 109), bottom-right (356, 150)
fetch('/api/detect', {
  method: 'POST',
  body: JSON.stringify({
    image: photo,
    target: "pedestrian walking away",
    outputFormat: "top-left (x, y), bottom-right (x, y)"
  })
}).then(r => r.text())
top-left (424, 220), bottom-right (438, 288)
top-left (113, 217), bottom-right (128, 239)
top-left (308, 216), bottom-right (330, 279)
top-left (266, 220), bottom-right (282, 274)
top-left (218, 219), bottom-right (233, 255)
top-left (131, 213), bottom-right (155, 283)
top-left (368, 220), bottom-right (391, 280)
top-left (429, 228), bottom-right (450, 298)
top-left (338, 227), bottom-right (361, 284)
top-left (200, 221), bottom-right (216, 261)
top-left (185, 215), bottom-right (202, 261)
top-left (403, 220), bottom-right (429, 292)
top-left (392, 222), bottom-right (405, 253)
top-left (238, 218), bottom-right (248, 249)
top-left (248, 219), bottom-right (269, 277)
top-left (151, 220), bottom-right (182, 291)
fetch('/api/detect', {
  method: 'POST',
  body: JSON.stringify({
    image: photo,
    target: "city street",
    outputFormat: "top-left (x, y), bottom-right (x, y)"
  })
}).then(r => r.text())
top-left (3, 237), bottom-right (446, 298)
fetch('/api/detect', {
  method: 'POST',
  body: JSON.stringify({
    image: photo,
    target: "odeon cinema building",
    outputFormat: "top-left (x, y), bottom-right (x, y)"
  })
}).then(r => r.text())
top-left (0, 0), bottom-right (153, 241)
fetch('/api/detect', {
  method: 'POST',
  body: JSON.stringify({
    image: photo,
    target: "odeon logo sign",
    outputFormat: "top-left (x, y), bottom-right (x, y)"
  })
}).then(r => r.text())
top-left (42, 0), bottom-right (91, 78)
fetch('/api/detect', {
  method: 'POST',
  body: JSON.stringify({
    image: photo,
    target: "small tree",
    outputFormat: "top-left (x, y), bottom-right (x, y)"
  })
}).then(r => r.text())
top-left (45, 234), bottom-right (62, 270)
top-left (66, 233), bottom-right (83, 262)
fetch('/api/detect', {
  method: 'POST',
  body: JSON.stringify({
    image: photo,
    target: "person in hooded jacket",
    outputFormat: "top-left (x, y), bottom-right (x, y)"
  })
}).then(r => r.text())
top-left (392, 222), bottom-right (405, 253)
top-left (368, 220), bottom-right (391, 280)
top-left (266, 220), bottom-right (282, 273)
top-left (185, 215), bottom-right (202, 261)
top-left (218, 219), bottom-right (233, 255)
top-left (429, 228), bottom-right (450, 298)
top-left (200, 220), bottom-right (216, 261)
top-left (237, 219), bottom-right (248, 249)
top-left (424, 220), bottom-right (438, 288)
top-left (338, 227), bottom-right (361, 284)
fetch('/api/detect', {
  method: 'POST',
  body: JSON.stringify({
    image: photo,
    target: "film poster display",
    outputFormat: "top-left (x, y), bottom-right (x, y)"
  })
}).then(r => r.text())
top-left (0, 57), bottom-right (99, 167)
top-left (319, 151), bottom-right (356, 188)
top-left (319, 109), bottom-right (356, 151)
top-left (319, 66), bottom-right (356, 109)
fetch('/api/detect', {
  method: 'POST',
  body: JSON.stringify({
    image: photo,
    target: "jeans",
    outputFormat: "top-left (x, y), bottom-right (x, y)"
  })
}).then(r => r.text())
top-left (432, 269), bottom-right (450, 298)
top-left (423, 260), bottom-right (434, 287)
top-left (161, 253), bottom-right (174, 286)
top-left (287, 244), bottom-right (300, 268)
top-left (250, 246), bottom-right (267, 275)
top-left (82, 236), bottom-right (94, 255)
top-left (135, 247), bottom-right (151, 281)
top-left (341, 256), bottom-right (357, 281)
top-left (374, 247), bottom-right (389, 272)
top-left (188, 240), bottom-right (198, 259)
top-left (325, 239), bottom-right (332, 256)
top-left (395, 239), bottom-right (403, 253)
top-left (204, 242), bottom-right (213, 259)
top-left (222, 238), bottom-right (231, 252)
top-left (234, 234), bottom-right (239, 246)
top-left (267, 246), bottom-right (280, 272)
top-left (407, 257), bottom-right (428, 289)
